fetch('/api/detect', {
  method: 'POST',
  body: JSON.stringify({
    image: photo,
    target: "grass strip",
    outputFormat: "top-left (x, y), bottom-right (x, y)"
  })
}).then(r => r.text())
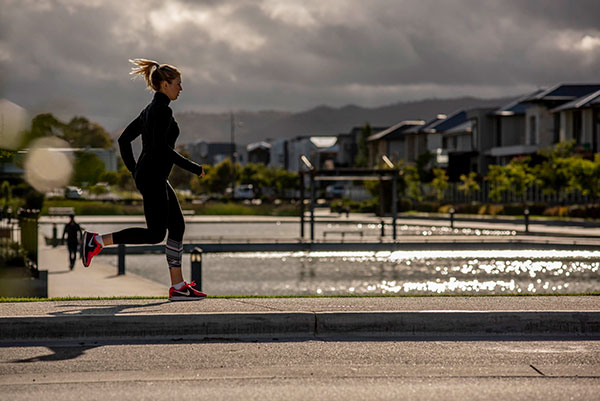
top-left (1, 292), bottom-right (599, 302)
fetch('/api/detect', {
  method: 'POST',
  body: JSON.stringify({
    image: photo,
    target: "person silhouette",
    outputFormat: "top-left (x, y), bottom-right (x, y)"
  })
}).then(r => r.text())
top-left (62, 213), bottom-right (82, 270)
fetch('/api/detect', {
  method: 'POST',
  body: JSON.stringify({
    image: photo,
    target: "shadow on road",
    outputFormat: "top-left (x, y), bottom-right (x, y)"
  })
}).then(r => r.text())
top-left (11, 345), bottom-right (100, 363)
top-left (48, 301), bottom-right (169, 316)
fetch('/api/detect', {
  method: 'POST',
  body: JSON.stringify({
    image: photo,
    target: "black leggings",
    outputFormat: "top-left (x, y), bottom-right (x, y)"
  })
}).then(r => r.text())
top-left (112, 180), bottom-right (184, 244)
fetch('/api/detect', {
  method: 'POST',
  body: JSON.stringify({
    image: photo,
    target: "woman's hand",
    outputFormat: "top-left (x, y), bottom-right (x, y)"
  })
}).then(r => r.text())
top-left (199, 170), bottom-right (205, 178)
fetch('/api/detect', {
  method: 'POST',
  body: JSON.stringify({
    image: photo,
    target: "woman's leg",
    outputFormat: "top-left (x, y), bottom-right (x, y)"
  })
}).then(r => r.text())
top-left (82, 181), bottom-right (168, 267)
top-left (111, 182), bottom-right (168, 245)
top-left (165, 182), bottom-right (185, 285)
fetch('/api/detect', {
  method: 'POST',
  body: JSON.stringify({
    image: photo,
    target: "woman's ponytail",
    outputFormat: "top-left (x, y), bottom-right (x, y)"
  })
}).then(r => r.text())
top-left (129, 58), bottom-right (180, 91)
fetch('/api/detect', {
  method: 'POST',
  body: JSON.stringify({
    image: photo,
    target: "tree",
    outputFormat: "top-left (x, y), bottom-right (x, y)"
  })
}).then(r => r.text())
top-left (354, 123), bottom-right (371, 168)
top-left (100, 171), bottom-right (118, 186)
top-left (534, 140), bottom-right (575, 199)
top-left (21, 114), bottom-right (114, 150)
top-left (431, 168), bottom-right (449, 202)
top-left (458, 171), bottom-right (480, 200)
top-left (71, 152), bottom-right (106, 187)
top-left (239, 163), bottom-right (270, 192)
top-left (198, 159), bottom-right (239, 195)
top-left (20, 113), bottom-right (63, 148)
top-left (63, 116), bottom-right (113, 149)
top-left (271, 168), bottom-right (299, 197)
top-left (485, 165), bottom-right (510, 203)
top-left (567, 154), bottom-right (600, 199)
top-left (116, 167), bottom-right (135, 192)
top-left (404, 165), bottom-right (422, 202)
top-left (416, 151), bottom-right (435, 182)
top-left (504, 157), bottom-right (535, 202)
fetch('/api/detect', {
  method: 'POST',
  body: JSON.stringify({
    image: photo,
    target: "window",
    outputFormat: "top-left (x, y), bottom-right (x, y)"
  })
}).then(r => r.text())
top-left (496, 118), bottom-right (502, 147)
top-left (573, 110), bottom-right (582, 145)
top-left (553, 113), bottom-right (560, 144)
top-left (528, 116), bottom-right (537, 145)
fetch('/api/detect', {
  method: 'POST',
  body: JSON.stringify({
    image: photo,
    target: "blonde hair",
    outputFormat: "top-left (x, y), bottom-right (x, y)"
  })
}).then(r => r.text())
top-left (129, 58), bottom-right (181, 91)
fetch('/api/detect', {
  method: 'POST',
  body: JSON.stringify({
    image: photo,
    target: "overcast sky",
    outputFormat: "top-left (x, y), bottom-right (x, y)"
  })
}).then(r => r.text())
top-left (2, 0), bottom-right (600, 132)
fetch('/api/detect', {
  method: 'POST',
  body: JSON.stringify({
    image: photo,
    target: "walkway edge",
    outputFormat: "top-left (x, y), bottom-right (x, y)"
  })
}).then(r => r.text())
top-left (2, 311), bottom-right (600, 341)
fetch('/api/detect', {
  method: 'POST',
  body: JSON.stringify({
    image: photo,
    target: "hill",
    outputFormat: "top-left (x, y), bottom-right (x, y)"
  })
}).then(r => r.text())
top-left (174, 96), bottom-right (516, 145)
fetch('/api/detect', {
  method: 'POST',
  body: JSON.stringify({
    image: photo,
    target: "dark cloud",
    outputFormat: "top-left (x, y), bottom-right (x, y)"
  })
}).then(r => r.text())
top-left (1, 0), bottom-right (599, 132)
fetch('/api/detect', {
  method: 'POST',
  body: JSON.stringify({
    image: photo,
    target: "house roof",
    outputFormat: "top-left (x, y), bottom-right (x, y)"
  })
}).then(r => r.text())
top-left (425, 111), bottom-right (467, 133)
top-left (550, 89), bottom-right (600, 113)
top-left (492, 90), bottom-right (544, 116)
top-left (309, 136), bottom-right (337, 148)
top-left (523, 84), bottom-right (600, 103)
top-left (444, 120), bottom-right (474, 135)
top-left (246, 141), bottom-right (271, 152)
top-left (367, 120), bottom-right (425, 142)
top-left (418, 114), bottom-right (448, 133)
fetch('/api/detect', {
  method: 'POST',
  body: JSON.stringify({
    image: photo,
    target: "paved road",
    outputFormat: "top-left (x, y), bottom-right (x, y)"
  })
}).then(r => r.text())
top-left (1, 339), bottom-right (598, 400)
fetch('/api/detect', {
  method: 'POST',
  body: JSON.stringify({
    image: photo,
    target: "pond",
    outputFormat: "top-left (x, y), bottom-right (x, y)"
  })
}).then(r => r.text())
top-left (95, 249), bottom-right (600, 296)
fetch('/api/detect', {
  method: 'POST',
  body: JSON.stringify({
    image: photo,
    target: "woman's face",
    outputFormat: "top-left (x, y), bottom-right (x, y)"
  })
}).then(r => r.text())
top-left (161, 76), bottom-right (182, 101)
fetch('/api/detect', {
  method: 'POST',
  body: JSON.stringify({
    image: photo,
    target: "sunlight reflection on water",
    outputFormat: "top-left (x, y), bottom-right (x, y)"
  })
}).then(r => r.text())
top-left (97, 249), bottom-right (600, 296)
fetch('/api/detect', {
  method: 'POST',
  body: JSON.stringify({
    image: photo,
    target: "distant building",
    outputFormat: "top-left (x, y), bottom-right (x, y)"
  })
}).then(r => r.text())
top-left (366, 121), bottom-right (425, 167)
top-left (269, 138), bottom-right (289, 169)
top-left (550, 88), bottom-right (600, 153)
top-left (485, 91), bottom-right (542, 165)
top-left (247, 141), bottom-right (271, 164)
top-left (185, 141), bottom-right (246, 165)
top-left (287, 135), bottom-right (338, 171)
top-left (521, 84), bottom-right (600, 150)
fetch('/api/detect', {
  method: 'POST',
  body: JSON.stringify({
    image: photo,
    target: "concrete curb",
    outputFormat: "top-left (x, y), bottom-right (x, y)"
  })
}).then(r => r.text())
top-left (316, 311), bottom-right (600, 337)
top-left (2, 311), bottom-right (600, 341)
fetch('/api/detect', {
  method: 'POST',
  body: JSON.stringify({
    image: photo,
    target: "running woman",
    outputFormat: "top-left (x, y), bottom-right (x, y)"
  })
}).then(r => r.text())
top-left (81, 59), bottom-right (206, 301)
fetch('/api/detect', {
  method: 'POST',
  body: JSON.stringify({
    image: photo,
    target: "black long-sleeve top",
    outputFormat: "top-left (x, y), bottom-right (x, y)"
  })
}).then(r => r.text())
top-left (118, 92), bottom-right (203, 181)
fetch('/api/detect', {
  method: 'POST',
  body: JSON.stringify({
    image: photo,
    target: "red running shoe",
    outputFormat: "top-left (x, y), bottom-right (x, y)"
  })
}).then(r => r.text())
top-left (169, 281), bottom-right (207, 301)
top-left (82, 231), bottom-right (103, 267)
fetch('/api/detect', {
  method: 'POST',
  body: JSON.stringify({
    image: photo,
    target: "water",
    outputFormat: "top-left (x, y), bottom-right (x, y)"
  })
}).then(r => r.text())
top-left (95, 250), bottom-right (600, 296)
top-left (39, 221), bottom-right (515, 242)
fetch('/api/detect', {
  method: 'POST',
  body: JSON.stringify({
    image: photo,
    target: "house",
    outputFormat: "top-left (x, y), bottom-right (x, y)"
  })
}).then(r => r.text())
top-left (521, 84), bottom-right (600, 151)
top-left (421, 114), bottom-right (448, 166)
top-left (247, 141), bottom-right (271, 164)
top-left (287, 135), bottom-right (338, 171)
top-left (338, 126), bottom-right (388, 168)
top-left (425, 111), bottom-right (472, 180)
top-left (486, 91), bottom-right (543, 165)
top-left (268, 138), bottom-right (288, 169)
top-left (466, 107), bottom-right (499, 176)
top-left (550, 89), bottom-right (600, 153)
top-left (366, 121), bottom-right (425, 166)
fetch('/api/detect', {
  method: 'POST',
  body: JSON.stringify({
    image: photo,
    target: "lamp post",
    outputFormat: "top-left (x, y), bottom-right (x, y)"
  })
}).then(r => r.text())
top-left (229, 113), bottom-right (244, 199)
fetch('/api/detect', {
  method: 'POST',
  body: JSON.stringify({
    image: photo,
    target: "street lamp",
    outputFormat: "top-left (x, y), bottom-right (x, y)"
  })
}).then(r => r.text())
top-left (229, 112), bottom-right (243, 199)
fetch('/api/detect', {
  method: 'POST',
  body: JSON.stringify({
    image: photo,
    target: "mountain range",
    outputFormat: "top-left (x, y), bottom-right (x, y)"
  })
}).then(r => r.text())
top-left (174, 96), bottom-right (516, 146)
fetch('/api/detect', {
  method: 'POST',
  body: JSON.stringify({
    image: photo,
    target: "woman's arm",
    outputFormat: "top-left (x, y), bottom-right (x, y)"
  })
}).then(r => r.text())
top-left (171, 150), bottom-right (203, 176)
top-left (150, 106), bottom-right (204, 176)
top-left (118, 116), bottom-right (142, 172)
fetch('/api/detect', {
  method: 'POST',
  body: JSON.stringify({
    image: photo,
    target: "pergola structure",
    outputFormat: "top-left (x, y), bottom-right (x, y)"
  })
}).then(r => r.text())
top-left (299, 155), bottom-right (401, 241)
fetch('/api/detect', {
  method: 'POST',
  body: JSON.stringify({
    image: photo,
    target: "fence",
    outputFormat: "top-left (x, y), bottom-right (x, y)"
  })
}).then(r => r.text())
top-left (0, 217), bottom-right (21, 263)
top-left (0, 210), bottom-right (39, 272)
top-left (440, 182), bottom-right (593, 205)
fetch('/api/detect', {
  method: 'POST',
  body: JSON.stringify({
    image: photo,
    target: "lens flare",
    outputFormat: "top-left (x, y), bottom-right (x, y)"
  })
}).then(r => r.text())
top-left (24, 137), bottom-right (73, 192)
top-left (0, 99), bottom-right (29, 150)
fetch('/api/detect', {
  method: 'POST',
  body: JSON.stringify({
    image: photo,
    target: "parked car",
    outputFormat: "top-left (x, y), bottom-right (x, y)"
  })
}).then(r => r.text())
top-left (65, 186), bottom-right (83, 199)
top-left (234, 184), bottom-right (254, 199)
top-left (325, 184), bottom-right (345, 199)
